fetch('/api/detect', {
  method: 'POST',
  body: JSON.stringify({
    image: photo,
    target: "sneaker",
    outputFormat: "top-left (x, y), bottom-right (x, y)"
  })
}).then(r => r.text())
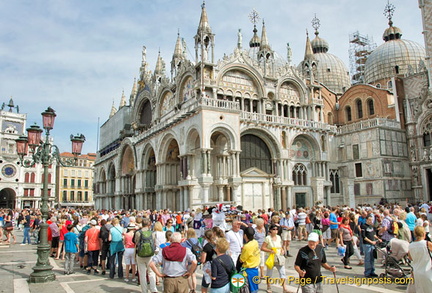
top-left (101, 271), bottom-right (106, 275)
top-left (86, 270), bottom-right (91, 275)
top-left (124, 279), bottom-right (129, 282)
top-left (131, 278), bottom-right (137, 282)
top-left (94, 269), bottom-right (100, 274)
top-left (370, 273), bottom-right (378, 277)
top-left (20, 243), bottom-right (26, 246)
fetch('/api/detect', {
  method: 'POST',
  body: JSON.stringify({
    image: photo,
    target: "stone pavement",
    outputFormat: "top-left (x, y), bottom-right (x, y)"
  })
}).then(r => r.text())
top-left (0, 229), bottom-right (411, 293)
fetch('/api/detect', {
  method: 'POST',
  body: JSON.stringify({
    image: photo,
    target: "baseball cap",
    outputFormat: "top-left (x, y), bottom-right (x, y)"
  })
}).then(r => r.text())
top-left (307, 232), bottom-right (319, 242)
top-left (89, 219), bottom-right (97, 226)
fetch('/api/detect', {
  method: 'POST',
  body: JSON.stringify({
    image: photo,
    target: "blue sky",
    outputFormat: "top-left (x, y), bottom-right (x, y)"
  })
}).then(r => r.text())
top-left (0, 0), bottom-right (424, 154)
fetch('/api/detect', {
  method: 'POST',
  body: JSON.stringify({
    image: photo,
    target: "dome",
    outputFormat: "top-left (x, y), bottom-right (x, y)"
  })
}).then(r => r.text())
top-left (311, 35), bottom-right (329, 53)
top-left (364, 25), bottom-right (425, 84)
top-left (313, 52), bottom-right (351, 93)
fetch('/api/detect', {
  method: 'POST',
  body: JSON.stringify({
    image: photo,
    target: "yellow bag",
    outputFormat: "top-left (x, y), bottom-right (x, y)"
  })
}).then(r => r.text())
top-left (265, 248), bottom-right (277, 269)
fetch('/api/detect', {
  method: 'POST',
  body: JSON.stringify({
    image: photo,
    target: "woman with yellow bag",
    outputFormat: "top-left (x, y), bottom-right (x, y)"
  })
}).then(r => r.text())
top-left (261, 224), bottom-right (289, 293)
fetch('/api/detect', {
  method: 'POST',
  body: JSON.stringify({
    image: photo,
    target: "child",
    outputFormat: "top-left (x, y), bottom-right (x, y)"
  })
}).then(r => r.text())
top-left (159, 231), bottom-right (173, 249)
top-left (64, 224), bottom-right (79, 275)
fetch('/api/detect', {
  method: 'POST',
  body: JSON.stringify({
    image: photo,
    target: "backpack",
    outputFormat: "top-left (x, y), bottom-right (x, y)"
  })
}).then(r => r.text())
top-left (100, 225), bottom-right (110, 243)
top-left (187, 239), bottom-right (203, 265)
top-left (217, 257), bottom-right (239, 292)
top-left (137, 230), bottom-right (155, 257)
top-left (387, 218), bottom-right (398, 236)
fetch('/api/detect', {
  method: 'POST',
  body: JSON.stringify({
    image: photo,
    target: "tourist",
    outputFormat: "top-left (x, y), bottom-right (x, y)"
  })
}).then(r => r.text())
top-left (253, 218), bottom-right (267, 278)
top-left (64, 224), bottom-right (79, 275)
top-left (407, 226), bottom-right (432, 292)
top-left (239, 227), bottom-right (261, 293)
top-left (99, 218), bottom-right (112, 275)
top-left (225, 220), bottom-right (244, 264)
top-left (328, 207), bottom-right (340, 247)
top-left (84, 219), bottom-right (101, 275)
top-left (210, 238), bottom-right (234, 293)
top-left (294, 232), bottom-right (336, 293)
top-left (163, 218), bottom-right (175, 233)
top-left (109, 217), bottom-right (125, 279)
top-left (339, 217), bottom-right (354, 269)
top-left (280, 211), bottom-right (294, 257)
top-left (123, 223), bottom-right (137, 282)
top-left (134, 217), bottom-right (158, 293)
top-left (21, 210), bottom-right (31, 245)
top-left (361, 215), bottom-right (380, 277)
top-left (261, 224), bottom-right (289, 293)
top-left (181, 229), bottom-right (200, 293)
top-left (200, 229), bottom-right (216, 293)
top-left (149, 232), bottom-right (197, 293)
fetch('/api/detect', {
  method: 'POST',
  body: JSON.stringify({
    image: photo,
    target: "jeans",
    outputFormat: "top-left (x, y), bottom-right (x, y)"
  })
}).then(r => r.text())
top-left (109, 250), bottom-right (124, 279)
top-left (22, 227), bottom-right (31, 244)
top-left (65, 252), bottom-right (76, 273)
top-left (363, 244), bottom-right (375, 276)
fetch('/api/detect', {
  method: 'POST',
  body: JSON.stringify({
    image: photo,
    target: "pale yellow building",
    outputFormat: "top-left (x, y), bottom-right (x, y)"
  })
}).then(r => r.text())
top-left (57, 152), bottom-right (96, 208)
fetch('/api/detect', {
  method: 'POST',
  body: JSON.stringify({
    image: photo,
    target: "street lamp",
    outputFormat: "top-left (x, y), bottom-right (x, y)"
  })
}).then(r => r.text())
top-left (15, 107), bottom-right (85, 283)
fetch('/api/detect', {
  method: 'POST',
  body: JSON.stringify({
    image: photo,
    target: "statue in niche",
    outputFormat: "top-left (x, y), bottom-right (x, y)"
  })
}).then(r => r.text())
top-left (412, 166), bottom-right (419, 185)
top-left (410, 145), bottom-right (416, 161)
top-left (423, 148), bottom-right (429, 161)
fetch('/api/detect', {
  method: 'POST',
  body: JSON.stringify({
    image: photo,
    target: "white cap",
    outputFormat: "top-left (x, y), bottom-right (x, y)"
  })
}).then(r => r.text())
top-left (307, 232), bottom-right (319, 242)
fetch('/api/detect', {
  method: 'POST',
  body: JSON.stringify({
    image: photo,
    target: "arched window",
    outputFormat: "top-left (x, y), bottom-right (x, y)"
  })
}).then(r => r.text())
top-left (387, 80), bottom-right (393, 90)
top-left (292, 163), bottom-right (307, 186)
top-left (30, 173), bottom-right (36, 183)
top-left (356, 99), bottom-right (363, 119)
top-left (367, 99), bottom-right (375, 116)
top-left (376, 83), bottom-right (381, 89)
top-left (330, 170), bottom-right (340, 193)
top-left (240, 134), bottom-right (272, 174)
top-left (25, 173), bottom-right (30, 183)
top-left (346, 106), bottom-right (352, 122)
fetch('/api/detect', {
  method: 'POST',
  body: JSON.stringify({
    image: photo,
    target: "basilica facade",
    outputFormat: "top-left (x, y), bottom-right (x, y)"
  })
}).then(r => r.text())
top-left (93, 1), bottom-right (431, 211)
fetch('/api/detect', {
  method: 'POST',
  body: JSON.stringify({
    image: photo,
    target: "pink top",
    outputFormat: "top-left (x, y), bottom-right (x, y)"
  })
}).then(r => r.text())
top-left (124, 232), bottom-right (135, 249)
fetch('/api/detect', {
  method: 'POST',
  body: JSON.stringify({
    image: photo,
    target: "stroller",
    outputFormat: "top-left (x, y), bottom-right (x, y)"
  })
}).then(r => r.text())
top-left (376, 238), bottom-right (412, 278)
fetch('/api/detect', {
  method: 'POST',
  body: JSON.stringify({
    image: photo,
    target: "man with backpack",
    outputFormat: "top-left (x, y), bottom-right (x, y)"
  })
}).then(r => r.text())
top-left (379, 209), bottom-right (395, 242)
top-left (134, 218), bottom-right (158, 293)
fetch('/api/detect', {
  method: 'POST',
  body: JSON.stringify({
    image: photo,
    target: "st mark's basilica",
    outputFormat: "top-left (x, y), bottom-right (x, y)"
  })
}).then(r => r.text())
top-left (93, 1), bottom-right (432, 212)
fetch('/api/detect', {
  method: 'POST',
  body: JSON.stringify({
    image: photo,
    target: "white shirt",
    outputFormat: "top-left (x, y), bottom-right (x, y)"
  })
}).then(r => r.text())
top-left (225, 229), bottom-right (244, 254)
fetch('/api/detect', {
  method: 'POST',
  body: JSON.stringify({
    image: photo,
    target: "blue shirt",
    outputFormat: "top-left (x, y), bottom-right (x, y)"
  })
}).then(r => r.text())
top-left (64, 232), bottom-right (78, 253)
top-left (329, 213), bottom-right (338, 230)
top-left (405, 212), bottom-right (416, 231)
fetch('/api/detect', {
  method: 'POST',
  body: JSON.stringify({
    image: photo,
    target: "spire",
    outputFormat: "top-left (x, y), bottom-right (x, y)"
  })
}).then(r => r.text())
top-left (197, 1), bottom-right (212, 34)
top-left (119, 90), bottom-right (126, 108)
top-left (304, 30), bottom-right (314, 60)
top-left (140, 46), bottom-right (148, 75)
top-left (155, 50), bottom-right (165, 75)
top-left (259, 20), bottom-right (271, 51)
top-left (130, 78), bottom-right (137, 106)
top-left (248, 9), bottom-right (261, 48)
top-left (109, 100), bottom-right (117, 118)
top-left (173, 31), bottom-right (184, 60)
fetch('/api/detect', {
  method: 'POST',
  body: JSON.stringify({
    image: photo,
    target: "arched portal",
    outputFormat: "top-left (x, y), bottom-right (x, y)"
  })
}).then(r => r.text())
top-left (210, 131), bottom-right (231, 202)
top-left (0, 188), bottom-right (16, 209)
top-left (239, 134), bottom-right (274, 210)
top-left (120, 145), bottom-right (136, 210)
top-left (160, 139), bottom-right (180, 211)
top-left (142, 146), bottom-right (157, 210)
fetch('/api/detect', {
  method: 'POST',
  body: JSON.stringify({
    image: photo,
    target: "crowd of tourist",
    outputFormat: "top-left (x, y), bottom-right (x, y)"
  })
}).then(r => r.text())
top-left (0, 200), bottom-right (431, 293)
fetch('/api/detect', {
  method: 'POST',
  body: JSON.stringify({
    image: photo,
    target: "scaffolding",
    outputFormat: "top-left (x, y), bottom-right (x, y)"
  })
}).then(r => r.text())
top-left (349, 31), bottom-right (376, 84)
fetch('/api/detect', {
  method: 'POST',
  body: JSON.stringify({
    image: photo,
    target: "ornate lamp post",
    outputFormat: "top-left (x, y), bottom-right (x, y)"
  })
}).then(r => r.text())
top-left (15, 107), bottom-right (85, 283)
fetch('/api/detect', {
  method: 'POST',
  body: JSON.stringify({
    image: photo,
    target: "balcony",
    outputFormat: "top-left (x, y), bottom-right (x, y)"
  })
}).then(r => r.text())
top-left (337, 118), bottom-right (401, 135)
top-left (240, 112), bottom-right (337, 132)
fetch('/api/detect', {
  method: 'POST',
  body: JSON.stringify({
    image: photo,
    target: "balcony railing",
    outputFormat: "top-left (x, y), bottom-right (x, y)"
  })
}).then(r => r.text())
top-left (199, 97), bottom-right (240, 111)
top-left (337, 118), bottom-right (401, 134)
top-left (240, 112), bottom-right (337, 132)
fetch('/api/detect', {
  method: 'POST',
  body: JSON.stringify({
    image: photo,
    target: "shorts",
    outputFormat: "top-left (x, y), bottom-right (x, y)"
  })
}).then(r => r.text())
top-left (331, 229), bottom-right (339, 240)
top-left (51, 236), bottom-right (59, 248)
top-left (124, 248), bottom-right (136, 265)
top-left (281, 230), bottom-right (292, 241)
top-left (100, 242), bottom-right (110, 260)
top-left (312, 229), bottom-right (322, 236)
top-left (322, 228), bottom-right (331, 240)
top-left (298, 225), bottom-right (306, 235)
top-left (259, 251), bottom-right (266, 267)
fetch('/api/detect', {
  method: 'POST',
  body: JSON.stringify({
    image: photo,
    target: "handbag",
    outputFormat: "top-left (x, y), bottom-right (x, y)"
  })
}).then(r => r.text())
top-left (4, 221), bottom-right (13, 231)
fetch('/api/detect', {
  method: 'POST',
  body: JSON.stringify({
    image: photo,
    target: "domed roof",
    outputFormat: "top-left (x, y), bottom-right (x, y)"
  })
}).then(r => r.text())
top-left (311, 34), bottom-right (329, 53)
top-left (313, 52), bottom-right (351, 93)
top-left (364, 25), bottom-right (425, 84)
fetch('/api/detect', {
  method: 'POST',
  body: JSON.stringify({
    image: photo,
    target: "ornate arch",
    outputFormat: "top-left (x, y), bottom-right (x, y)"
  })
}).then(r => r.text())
top-left (289, 134), bottom-right (321, 160)
top-left (216, 65), bottom-right (265, 98)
